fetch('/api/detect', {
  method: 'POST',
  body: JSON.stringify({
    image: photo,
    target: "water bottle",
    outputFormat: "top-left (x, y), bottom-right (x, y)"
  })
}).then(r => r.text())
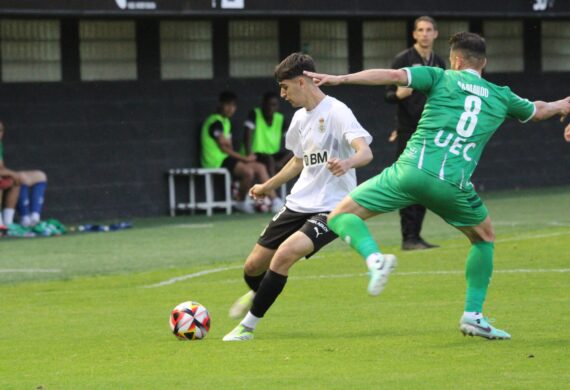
top-left (78, 224), bottom-right (109, 232)
top-left (109, 221), bottom-right (133, 231)
top-left (77, 224), bottom-right (93, 232)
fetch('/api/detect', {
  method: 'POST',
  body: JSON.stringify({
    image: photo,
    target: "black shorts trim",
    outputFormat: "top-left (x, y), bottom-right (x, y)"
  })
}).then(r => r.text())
top-left (257, 207), bottom-right (338, 258)
top-left (221, 156), bottom-right (239, 173)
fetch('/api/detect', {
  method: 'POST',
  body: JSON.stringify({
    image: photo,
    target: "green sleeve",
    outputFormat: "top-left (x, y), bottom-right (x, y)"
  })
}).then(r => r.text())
top-left (506, 89), bottom-right (536, 123)
top-left (0, 142), bottom-right (3, 161)
top-left (405, 66), bottom-right (444, 94)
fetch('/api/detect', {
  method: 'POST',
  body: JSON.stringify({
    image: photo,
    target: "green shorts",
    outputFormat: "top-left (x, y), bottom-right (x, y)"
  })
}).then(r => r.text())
top-left (351, 163), bottom-right (488, 227)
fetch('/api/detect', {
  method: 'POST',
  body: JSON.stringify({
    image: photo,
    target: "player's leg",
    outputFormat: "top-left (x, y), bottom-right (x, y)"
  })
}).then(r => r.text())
top-left (224, 208), bottom-right (308, 340)
top-left (455, 217), bottom-right (510, 339)
top-left (224, 233), bottom-right (312, 341)
top-left (2, 182), bottom-right (20, 226)
top-left (328, 167), bottom-right (409, 296)
top-left (228, 244), bottom-right (275, 319)
top-left (239, 232), bottom-right (313, 329)
top-left (231, 161), bottom-right (255, 213)
top-left (18, 170), bottom-right (47, 225)
top-left (224, 211), bottom-right (332, 341)
top-left (424, 182), bottom-right (510, 340)
top-left (328, 196), bottom-right (397, 296)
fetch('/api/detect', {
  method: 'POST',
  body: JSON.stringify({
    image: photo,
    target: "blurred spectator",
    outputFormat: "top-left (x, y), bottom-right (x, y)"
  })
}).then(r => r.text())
top-left (242, 91), bottom-right (293, 176)
top-left (384, 15), bottom-right (445, 250)
top-left (0, 121), bottom-right (21, 228)
top-left (200, 91), bottom-right (283, 214)
top-left (17, 170), bottom-right (48, 227)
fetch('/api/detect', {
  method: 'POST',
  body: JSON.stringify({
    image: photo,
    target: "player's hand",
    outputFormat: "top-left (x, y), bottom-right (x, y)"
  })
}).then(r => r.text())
top-left (564, 123), bottom-right (570, 142)
top-left (249, 184), bottom-right (269, 199)
top-left (326, 158), bottom-right (351, 177)
top-left (396, 86), bottom-right (413, 100)
top-left (388, 130), bottom-right (398, 143)
top-left (8, 171), bottom-right (21, 185)
top-left (559, 96), bottom-right (570, 120)
top-left (303, 71), bottom-right (342, 87)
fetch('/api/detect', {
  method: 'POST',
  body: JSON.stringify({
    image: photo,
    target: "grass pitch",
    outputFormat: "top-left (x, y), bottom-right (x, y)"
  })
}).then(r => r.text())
top-left (1, 187), bottom-right (569, 389)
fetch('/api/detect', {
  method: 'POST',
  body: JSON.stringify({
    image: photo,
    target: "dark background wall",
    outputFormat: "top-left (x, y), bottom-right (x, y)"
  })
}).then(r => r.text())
top-left (2, 73), bottom-right (569, 222)
top-left (0, 10), bottom-right (569, 222)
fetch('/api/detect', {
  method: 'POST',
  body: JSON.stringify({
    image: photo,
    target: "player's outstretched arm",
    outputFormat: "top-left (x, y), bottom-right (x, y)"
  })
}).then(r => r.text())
top-left (326, 137), bottom-right (373, 177)
top-left (249, 156), bottom-right (303, 199)
top-left (304, 69), bottom-right (408, 87)
top-left (531, 97), bottom-right (570, 122)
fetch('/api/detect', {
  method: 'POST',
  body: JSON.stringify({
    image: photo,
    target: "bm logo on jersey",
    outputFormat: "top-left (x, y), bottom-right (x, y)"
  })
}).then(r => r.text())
top-left (304, 151), bottom-right (328, 167)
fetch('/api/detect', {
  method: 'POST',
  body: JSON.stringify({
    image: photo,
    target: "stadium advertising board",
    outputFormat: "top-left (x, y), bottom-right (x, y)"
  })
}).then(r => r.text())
top-left (0, 0), bottom-right (568, 16)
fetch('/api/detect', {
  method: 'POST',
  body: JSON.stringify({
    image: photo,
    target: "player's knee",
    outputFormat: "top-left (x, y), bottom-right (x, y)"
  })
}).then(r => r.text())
top-left (244, 258), bottom-right (265, 276)
top-left (238, 167), bottom-right (254, 181)
top-left (36, 171), bottom-right (47, 182)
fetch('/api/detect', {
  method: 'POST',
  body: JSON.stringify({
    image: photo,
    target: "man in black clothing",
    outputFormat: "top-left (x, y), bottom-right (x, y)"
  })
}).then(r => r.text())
top-left (385, 15), bottom-right (446, 250)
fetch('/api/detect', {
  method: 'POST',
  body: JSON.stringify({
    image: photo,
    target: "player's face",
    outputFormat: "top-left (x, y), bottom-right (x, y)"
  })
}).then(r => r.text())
top-left (413, 21), bottom-right (438, 49)
top-left (263, 97), bottom-right (279, 115)
top-left (221, 101), bottom-right (237, 118)
top-left (279, 77), bottom-right (304, 108)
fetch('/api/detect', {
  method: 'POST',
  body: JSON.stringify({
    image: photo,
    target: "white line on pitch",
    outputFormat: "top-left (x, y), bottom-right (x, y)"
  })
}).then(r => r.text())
top-left (169, 223), bottom-right (214, 229)
top-left (145, 267), bottom-right (570, 288)
top-left (0, 269), bottom-right (61, 273)
top-left (144, 265), bottom-right (243, 288)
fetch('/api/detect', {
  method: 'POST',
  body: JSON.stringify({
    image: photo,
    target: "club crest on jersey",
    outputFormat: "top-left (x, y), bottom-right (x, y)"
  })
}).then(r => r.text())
top-left (318, 117), bottom-right (325, 133)
top-left (304, 150), bottom-right (328, 167)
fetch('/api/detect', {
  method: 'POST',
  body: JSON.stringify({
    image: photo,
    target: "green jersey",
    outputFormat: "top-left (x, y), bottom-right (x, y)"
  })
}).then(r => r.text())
top-left (398, 66), bottom-right (535, 190)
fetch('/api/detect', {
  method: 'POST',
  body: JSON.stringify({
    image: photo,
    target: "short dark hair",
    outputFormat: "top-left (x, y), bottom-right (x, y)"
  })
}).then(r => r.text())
top-left (414, 16), bottom-right (437, 31)
top-left (219, 91), bottom-right (237, 104)
top-left (274, 52), bottom-right (316, 82)
top-left (449, 32), bottom-right (486, 63)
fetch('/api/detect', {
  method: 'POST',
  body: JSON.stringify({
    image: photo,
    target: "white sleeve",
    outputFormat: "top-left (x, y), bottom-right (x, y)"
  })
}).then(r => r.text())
top-left (285, 114), bottom-right (303, 158)
top-left (334, 107), bottom-right (372, 146)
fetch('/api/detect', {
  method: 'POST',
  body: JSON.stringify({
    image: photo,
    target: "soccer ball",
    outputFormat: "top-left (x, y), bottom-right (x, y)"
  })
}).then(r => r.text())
top-left (169, 301), bottom-right (211, 340)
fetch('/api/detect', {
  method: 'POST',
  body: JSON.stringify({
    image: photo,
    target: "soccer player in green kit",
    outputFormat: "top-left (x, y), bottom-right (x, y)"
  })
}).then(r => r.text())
top-left (305, 32), bottom-right (570, 340)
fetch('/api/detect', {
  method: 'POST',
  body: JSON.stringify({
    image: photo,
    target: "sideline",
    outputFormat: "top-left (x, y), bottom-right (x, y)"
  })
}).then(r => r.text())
top-left (0, 268), bottom-right (61, 273)
top-left (144, 266), bottom-right (570, 288)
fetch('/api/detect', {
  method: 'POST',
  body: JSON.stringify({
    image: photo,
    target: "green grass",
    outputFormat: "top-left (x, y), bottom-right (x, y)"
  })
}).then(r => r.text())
top-left (1, 187), bottom-right (569, 389)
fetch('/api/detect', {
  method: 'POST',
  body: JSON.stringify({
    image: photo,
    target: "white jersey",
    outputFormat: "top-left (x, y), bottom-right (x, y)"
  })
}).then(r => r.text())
top-left (285, 95), bottom-right (372, 213)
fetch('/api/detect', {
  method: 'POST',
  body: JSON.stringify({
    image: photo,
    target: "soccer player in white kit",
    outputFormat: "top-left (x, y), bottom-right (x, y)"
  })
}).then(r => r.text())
top-left (223, 53), bottom-right (380, 341)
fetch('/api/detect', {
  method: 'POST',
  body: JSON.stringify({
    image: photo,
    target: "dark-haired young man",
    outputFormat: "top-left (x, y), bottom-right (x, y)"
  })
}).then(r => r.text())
top-left (306, 32), bottom-right (570, 340)
top-left (386, 16), bottom-right (446, 250)
top-left (243, 92), bottom-right (292, 177)
top-left (201, 91), bottom-right (282, 213)
top-left (223, 53), bottom-right (375, 341)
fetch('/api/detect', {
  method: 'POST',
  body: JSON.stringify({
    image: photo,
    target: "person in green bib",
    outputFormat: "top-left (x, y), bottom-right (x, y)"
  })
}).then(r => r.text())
top-left (305, 32), bottom-right (570, 340)
top-left (201, 91), bottom-right (283, 214)
top-left (243, 92), bottom-right (292, 177)
top-left (0, 121), bottom-right (22, 229)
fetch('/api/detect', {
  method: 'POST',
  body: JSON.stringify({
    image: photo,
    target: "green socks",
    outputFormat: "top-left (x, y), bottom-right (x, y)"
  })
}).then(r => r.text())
top-left (328, 213), bottom-right (380, 260)
top-left (464, 241), bottom-right (494, 312)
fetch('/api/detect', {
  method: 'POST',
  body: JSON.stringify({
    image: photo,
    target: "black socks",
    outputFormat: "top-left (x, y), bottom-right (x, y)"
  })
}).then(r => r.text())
top-left (250, 270), bottom-right (288, 318)
top-left (244, 271), bottom-right (266, 292)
